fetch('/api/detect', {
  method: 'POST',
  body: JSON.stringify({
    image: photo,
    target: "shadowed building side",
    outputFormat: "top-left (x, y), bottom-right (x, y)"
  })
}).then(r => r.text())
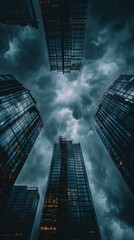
top-left (0, 0), bottom-right (38, 28)
top-left (0, 75), bottom-right (43, 210)
top-left (95, 75), bottom-right (134, 196)
top-left (0, 186), bottom-right (39, 240)
top-left (38, 137), bottom-right (101, 240)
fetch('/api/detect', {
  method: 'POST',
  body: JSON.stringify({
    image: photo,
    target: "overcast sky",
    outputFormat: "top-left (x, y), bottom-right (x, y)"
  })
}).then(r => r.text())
top-left (0, 0), bottom-right (134, 239)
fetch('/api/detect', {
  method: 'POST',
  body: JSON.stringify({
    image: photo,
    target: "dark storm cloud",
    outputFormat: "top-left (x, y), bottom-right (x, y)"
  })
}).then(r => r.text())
top-left (89, 0), bottom-right (134, 26)
top-left (0, 24), bottom-right (49, 80)
top-left (0, 0), bottom-right (134, 239)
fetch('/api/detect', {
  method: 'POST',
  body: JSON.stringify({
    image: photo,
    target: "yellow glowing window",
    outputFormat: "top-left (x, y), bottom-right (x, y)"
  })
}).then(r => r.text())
top-left (40, 226), bottom-right (57, 231)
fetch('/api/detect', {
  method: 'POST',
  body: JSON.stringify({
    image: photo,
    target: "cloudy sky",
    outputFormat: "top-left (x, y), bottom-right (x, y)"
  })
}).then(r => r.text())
top-left (0, 0), bottom-right (134, 239)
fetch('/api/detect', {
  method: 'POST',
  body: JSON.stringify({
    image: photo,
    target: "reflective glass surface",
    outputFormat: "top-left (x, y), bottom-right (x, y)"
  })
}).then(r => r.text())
top-left (0, 75), bottom-right (43, 208)
top-left (39, 0), bottom-right (88, 73)
top-left (95, 75), bottom-right (134, 196)
top-left (39, 138), bottom-right (101, 240)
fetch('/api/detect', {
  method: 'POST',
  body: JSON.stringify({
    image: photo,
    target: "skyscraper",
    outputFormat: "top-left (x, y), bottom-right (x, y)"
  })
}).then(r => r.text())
top-left (38, 137), bottom-right (101, 240)
top-left (39, 0), bottom-right (88, 73)
top-left (0, 0), bottom-right (38, 28)
top-left (95, 75), bottom-right (134, 195)
top-left (0, 185), bottom-right (39, 240)
top-left (0, 74), bottom-right (43, 209)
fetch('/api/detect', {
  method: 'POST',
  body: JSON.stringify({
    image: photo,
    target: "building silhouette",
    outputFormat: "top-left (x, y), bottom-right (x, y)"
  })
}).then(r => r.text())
top-left (0, 185), bottom-right (39, 239)
top-left (39, 0), bottom-right (88, 73)
top-left (38, 137), bottom-right (101, 240)
top-left (0, 0), bottom-right (38, 28)
top-left (95, 75), bottom-right (134, 195)
top-left (0, 75), bottom-right (43, 209)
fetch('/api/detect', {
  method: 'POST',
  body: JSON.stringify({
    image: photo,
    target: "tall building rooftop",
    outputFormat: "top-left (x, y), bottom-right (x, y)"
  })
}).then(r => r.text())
top-left (39, 0), bottom-right (88, 73)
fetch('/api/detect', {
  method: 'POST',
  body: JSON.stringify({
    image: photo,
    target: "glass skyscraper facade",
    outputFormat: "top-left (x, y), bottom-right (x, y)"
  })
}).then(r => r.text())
top-left (39, 0), bottom-right (88, 73)
top-left (38, 137), bottom-right (101, 240)
top-left (95, 75), bottom-right (134, 195)
top-left (0, 185), bottom-right (39, 240)
top-left (0, 0), bottom-right (38, 28)
top-left (0, 74), bottom-right (43, 209)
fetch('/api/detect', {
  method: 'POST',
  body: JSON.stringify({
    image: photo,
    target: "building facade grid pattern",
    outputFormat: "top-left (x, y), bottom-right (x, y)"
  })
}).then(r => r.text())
top-left (39, 0), bottom-right (88, 73)
top-left (95, 75), bottom-right (134, 195)
top-left (38, 138), bottom-right (101, 240)
top-left (0, 75), bottom-right (43, 209)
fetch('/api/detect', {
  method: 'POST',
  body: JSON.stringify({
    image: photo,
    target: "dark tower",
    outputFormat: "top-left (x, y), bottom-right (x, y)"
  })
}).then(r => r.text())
top-left (0, 185), bottom-right (39, 239)
top-left (95, 75), bottom-right (134, 195)
top-left (39, 0), bottom-right (88, 73)
top-left (0, 0), bottom-right (38, 28)
top-left (0, 74), bottom-right (43, 209)
top-left (38, 137), bottom-right (101, 240)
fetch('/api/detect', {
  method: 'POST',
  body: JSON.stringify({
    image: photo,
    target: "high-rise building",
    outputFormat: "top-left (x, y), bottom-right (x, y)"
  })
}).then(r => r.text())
top-left (39, 0), bottom-right (88, 73)
top-left (0, 0), bottom-right (38, 28)
top-left (95, 75), bottom-right (134, 195)
top-left (38, 137), bottom-right (101, 240)
top-left (0, 185), bottom-right (39, 240)
top-left (0, 74), bottom-right (43, 209)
